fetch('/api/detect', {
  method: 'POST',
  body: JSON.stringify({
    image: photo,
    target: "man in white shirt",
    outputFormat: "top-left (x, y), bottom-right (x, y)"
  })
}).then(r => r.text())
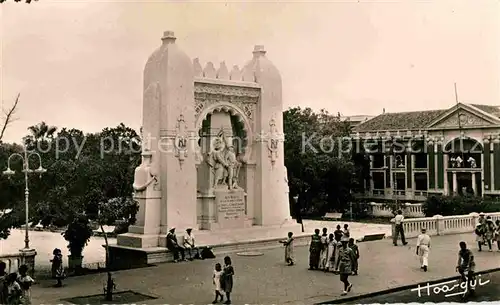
top-left (416, 228), bottom-right (431, 272)
top-left (393, 210), bottom-right (408, 246)
top-left (183, 228), bottom-right (199, 260)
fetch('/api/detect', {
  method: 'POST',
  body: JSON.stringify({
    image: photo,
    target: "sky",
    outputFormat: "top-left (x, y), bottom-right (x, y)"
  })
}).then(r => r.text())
top-left (1, 0), bottom-right (499, 143)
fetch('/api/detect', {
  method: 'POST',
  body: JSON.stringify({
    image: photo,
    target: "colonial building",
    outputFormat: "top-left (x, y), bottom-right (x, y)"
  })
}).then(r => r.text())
top-left (351, 103), bottom-right (500, 201)
top-left (340, 115), bottom-right (374, 128)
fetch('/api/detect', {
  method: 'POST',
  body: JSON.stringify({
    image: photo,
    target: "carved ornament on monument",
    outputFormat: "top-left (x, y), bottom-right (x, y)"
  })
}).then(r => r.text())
top-left (267, 118), bottom-right (283, 166)
top-left (132, 149), bottom-right (158, 193)
top-left (174, 114), bottom-right (189, 167)
top-left (206, 130), bottom-right (242, 190)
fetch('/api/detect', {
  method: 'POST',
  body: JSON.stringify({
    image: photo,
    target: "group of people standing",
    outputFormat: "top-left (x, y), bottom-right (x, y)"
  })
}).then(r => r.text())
top-left (474, 213), bottom-right (500, 252)
top-left (308, 225), bottom-right (360, 296)
top-left (0, 263), bottom-right (35, 305)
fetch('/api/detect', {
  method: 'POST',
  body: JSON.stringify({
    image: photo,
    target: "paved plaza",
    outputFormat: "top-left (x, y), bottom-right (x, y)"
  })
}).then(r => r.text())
top-left (2, 220), bottom-right (390, 268)
top-left (31, 232), bottom-right (499, 304)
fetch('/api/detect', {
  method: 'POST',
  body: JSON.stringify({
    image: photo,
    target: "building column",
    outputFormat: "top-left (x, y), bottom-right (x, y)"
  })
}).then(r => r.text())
top-left (443, 154), bottom-right (449, 195)
top-left (491, 140), bottom-right (496, 191)
top-left (452, 172), bottom-right (458, 195)
top-left (434, 142), bottom-right (439, 190)
top-left (389, 155), bottom-right (394, 196)
top-left (472, 172), bottom-right (477, 195)
top-left (369, 155), bottom-right (374, 194)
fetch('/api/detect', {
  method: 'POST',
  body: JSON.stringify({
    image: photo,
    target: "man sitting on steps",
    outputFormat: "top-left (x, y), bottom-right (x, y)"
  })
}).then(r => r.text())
top-left (183, 228), bottom-right (200, 260)
top-left (167, 227), bottom-right (186, 262)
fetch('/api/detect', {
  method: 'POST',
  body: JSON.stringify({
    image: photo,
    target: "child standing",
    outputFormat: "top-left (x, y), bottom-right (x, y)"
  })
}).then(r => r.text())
top-left (348, 238), bottom-right (360, 275)
top-left (279, 232), bottom-right (294, 266)
top-left (212, 263), bottom-right (224, 304)
top-left (221, 256), bottom-right (234, 304)
top-left (50, 248), bottom-right (65, 287)
top-left (17, 265), bottom-right (34, 305)
top-left (0, 261), bottom-right (7, 305)
top-left (474, 223), bottom-right (484, 251)
top-left (6, 273), bottom-right (22, 305)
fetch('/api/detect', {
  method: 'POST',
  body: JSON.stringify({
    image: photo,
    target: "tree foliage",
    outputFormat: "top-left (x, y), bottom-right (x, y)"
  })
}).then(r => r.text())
top-left (423, 195), bottom-right (500, 217)
top-left (0, 0), bottom-right (38, 3)
top-left (0, 123), bottom-right (141, 239)
top-left (283, 107), bottom-right (365, 217)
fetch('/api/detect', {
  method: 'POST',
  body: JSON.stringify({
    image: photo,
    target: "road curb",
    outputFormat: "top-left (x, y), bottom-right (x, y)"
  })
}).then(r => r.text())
top-left (316, 267), bottom-right (500, 304)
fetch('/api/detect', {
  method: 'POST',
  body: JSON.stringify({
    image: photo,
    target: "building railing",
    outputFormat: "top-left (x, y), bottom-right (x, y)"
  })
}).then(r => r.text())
top-left (370, 202), bottom-right (425, 218)
top-left (414, 191), bottom-right (428, 197)
top-left (391, 212), bottom-right (500, 239)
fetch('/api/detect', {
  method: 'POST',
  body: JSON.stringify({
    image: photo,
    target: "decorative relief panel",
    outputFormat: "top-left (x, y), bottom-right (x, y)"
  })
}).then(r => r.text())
top-left (174, 114), bottom-right (189, 167)
top-left (194, 82), bottom-right (259, 121)
top-left (433, 112), bottom-right (493, 128)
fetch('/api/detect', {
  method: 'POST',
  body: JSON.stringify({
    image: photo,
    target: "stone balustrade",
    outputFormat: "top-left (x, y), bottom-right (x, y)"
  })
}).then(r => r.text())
top-left (391, 212), bottom-right (500, 239)
top-left (370, 202), bottom-right (425, 218)
top-left (0, 249), bottom-right (37, 276)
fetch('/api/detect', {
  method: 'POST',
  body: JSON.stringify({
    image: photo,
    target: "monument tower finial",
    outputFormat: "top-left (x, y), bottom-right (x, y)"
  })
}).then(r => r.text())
top-left (162, 31), bottom-right (176, 44)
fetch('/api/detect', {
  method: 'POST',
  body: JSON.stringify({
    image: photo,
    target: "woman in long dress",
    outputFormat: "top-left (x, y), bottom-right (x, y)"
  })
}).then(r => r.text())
top-left (318, 228), bottom-right (328, 270)
top-left (280, 232), bottom-right (294, 266)
top-left (221, 256), bottom-right (234, 304)
top-left (324, 234), bottom-right (336, 272)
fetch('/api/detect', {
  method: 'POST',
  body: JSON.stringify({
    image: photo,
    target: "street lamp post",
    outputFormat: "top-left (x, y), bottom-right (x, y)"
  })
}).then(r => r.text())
top-left (3, 142), bottom-right (47, 249)
top-left (293, 195), bottom-right (304, 232)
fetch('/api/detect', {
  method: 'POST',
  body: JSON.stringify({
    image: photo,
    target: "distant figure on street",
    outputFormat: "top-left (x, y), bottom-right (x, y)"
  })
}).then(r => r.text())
top-left (309, 229), bottom-right (322, 270)
top-left (325, 234), bottom-right (336, 272)
top-left (456, 241), bottom-right (476, 297)
top-left (348, 238), bottom-right (359, 275)
top-left (50, 248), bottom-right (65, 287)
top-left (183, 228), bottom-right (199, 260)
top-left (338, 237), bottom-right (355, 296)
top-left (167, 227), bottom-right (186, 262)
top-left (484, 217), bottom-right (495, 252)
top-left (221, 256), bottom-right (234, 304)
top-left (494, 220), bottom-right (500, 251)
top-left (474, 223), bottom-right (484, 251)
top-left (393, 210), bottom-right (408, 246)
top-left (319, 228), bottom-right (329, 270)
top-left (343, 224), bottom-right (350, 238)
top-left (416, 228), bottom-right (431, 272)
top-left (279, 232), bottom-right (295, 266)
top-left (212, 263), bottom-right (224, 304)
top-left (478, 213), bottom-right (487, 245)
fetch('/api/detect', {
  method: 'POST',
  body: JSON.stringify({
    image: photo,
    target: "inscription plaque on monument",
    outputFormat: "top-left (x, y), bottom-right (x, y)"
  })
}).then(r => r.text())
top-left (215, 190), bottom-right (246, 228)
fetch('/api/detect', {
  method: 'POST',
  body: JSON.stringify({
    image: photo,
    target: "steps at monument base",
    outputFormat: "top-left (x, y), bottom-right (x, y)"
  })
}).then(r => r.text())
top-left (107, 232), bottom-right (311, 271)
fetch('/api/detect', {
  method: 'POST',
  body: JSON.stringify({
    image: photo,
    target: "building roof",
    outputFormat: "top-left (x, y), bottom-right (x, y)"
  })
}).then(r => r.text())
top-left (354, 110), bottom-right (446, 132)
top-left (353, 103), bottom-right (500, 132)
top-left (469, 104), bottom-right (500, 118)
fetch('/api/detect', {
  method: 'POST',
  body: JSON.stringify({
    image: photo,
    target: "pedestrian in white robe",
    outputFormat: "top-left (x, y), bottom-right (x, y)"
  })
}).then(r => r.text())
top-left (416, 228), bottom-right (431, 272)
top-left (318, 228), bottom-right (329, 270)
top-left (324, 234), bottom-right (336, 272)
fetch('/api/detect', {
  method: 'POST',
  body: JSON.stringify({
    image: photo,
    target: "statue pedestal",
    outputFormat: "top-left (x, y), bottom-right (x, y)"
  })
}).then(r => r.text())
top-left (197, 188), bottom-right (252, 230)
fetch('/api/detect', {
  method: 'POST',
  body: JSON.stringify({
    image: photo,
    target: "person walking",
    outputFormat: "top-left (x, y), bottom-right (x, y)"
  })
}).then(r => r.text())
top-left (494, 220), bottom-right (500, 251)
top-left (484, 217), bottom-right (495, 252)
top-left (456, 241), bottom-right (476, 298)
top-left (308, 229), bottom-right (322, 270)
top-left (393, 210), bottom-right (408, 246)
top-left (348, 238), bottom-right (360, 275)
top-left (333, 225), bottom-right (343, 273)
top-left (416, 228), bottom-right (431, 272)
top-left (338, 237), bottom-right (356, 296)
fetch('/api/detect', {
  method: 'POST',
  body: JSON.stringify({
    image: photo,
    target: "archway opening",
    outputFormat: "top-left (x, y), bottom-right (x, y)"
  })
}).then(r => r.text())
top-left (445, 137), bottom-right (483, 168)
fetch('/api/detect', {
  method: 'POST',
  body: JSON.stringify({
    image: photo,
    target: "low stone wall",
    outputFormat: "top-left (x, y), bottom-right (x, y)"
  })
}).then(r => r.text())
top-left (391, 212), bottom-right (500, 239)
top-left (369, 202), bottom-right (425, 218)
top-left (0, 249), bottom-right (36, 276)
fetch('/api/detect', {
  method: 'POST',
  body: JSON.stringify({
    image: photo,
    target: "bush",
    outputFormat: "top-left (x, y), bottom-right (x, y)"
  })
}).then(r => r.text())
top-left (423, 195), bottom-right (500, 217)
top-left (62, 215), bottom-right (93, 257)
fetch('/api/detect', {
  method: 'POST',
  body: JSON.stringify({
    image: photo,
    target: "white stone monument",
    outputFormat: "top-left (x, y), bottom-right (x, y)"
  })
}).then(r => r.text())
top-left (109, 31), bottom-right (301, 267)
